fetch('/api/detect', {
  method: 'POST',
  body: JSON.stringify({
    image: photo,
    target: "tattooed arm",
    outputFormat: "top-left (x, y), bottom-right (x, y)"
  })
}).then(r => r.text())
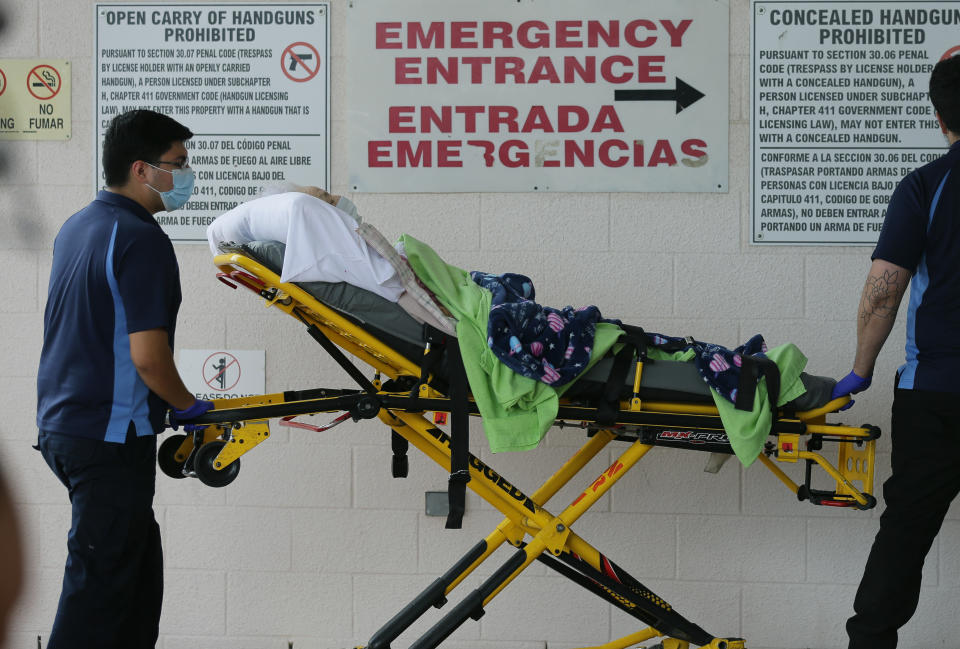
top-left (853, 258), bottom-right (912, 377)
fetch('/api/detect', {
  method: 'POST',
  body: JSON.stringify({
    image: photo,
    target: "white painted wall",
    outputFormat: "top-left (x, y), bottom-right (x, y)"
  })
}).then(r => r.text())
top-left (2, 1), bottom-right (958, 648)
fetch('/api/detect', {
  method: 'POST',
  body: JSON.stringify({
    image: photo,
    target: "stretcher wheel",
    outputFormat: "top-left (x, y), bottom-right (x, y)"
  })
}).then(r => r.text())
top-left (158, 434), bottom-right (188, 479)
top-left (194, 440), bottom-right (240, 487)
top-left (856, 494), bottom-right (877, 510)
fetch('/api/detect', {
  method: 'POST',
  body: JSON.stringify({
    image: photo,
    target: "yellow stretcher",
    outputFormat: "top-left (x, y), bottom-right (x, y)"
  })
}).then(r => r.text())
top-left (161, 250), bottom-right (880, 649)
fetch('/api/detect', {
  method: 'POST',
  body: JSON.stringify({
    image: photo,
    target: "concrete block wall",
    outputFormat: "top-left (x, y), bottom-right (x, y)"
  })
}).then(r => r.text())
top-left (2, 0), bottom-right (958, 648)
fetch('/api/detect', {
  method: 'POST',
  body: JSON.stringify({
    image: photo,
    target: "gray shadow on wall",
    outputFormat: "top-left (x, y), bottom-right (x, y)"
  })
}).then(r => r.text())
top-left (0, 3), bottom-right (9, 180)
top-left (0, 1), bottom-right (48, 248)
top-left (0, 2), bottom-right (11, 181)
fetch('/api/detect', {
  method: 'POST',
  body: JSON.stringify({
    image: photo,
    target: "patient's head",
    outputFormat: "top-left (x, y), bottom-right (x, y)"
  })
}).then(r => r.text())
top-left (296, 185), bottom-right (340, 206)
top-left (254, 183), bottom-right (359, 220)
top-left (256, 182), bottom-right (338, 205)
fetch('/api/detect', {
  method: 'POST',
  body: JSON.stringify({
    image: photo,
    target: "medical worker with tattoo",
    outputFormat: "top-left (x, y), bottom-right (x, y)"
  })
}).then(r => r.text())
top-left (830, 55), bottom-right (960, 649)
top-left (36, 109), bottom-right (213, 649)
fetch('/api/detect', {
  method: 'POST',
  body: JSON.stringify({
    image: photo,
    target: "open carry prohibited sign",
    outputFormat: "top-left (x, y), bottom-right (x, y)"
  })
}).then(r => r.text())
top-left (95, 3), bottom-right (330, 241)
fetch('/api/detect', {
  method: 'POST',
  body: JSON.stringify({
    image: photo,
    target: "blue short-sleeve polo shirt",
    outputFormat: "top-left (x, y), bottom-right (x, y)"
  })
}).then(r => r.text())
top-left (37, 190), bottom-right (182, 441)
top-left (873, 141), bottom-right (960, 391)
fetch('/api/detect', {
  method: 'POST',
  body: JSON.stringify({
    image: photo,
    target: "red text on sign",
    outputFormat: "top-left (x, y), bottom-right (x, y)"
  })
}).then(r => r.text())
top-left (375, 20), bottom-right (693, 49)
top-left (367, 138), bottom-right (708, 169)
top-left (388, 105), bottom-right (623, 134)
top-left (394, 55), bottom-right (666, 85)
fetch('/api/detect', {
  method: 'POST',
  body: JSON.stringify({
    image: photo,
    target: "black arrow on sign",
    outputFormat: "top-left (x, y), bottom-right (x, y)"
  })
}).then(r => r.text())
top-left (614, 78), bottom-right (705, 114)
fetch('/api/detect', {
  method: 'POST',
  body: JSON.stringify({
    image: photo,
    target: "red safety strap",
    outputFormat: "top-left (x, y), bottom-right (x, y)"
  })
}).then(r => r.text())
top-left (278, 412), bottom-right (352, 433)
top-left (216, 270), bottom-right (266, 293)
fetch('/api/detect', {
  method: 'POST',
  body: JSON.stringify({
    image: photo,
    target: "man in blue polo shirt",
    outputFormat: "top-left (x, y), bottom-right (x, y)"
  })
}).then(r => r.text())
top-left (831, 56), bottom-right (960, 649)
top-left (36, 110), bottom-right (213, 649)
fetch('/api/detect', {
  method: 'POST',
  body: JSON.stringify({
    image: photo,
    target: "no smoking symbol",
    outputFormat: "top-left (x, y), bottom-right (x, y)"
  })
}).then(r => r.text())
top-left (0, 69), bottom-right (6, 98)
top-left (281, 42), bottom-right (320, 82)
top-left (27, 64), bottom-right (61, 100)
top-left (203, 352), bottom-right (242, 392)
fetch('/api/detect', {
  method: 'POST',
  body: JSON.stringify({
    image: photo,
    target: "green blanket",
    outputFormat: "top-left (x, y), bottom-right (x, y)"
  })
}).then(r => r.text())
top-left (401, 234), bottom-right (807, 464)
top-left (400, 234), bottom-right (622, 452)
top-left (648, 344), bottom-right (808, 466)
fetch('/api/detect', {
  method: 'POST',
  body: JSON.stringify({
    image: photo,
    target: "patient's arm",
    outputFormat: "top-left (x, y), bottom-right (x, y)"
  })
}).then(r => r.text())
top-left (853, 258), bottom-right (911, 377)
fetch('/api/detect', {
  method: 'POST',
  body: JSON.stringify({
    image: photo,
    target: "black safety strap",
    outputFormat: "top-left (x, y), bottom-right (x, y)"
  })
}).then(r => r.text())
top-left (408, 325), bottom-right (448, 410)
top-left (403, 325), bottom-right (470, 527)
top-left (735, 355), bottom-right (781, 413)
top-left (647, 333), bottom-right (694, 354)
top-left (444, 337), bottom-right (470, 529)
top-left (597, 325), bottom-right (648, 425)
top-left (390, 429), bottom-right (409, 478)
top-left (382, 378), bottom-right (415, 479)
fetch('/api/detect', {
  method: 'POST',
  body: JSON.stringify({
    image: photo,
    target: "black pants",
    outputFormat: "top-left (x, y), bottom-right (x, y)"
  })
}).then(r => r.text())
top-left (847, 387), bottom-right (960, 649)
top-left (37, 427), bottom-right (163, 649)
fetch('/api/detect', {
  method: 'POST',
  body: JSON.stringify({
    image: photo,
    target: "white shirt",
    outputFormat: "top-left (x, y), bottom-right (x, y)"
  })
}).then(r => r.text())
top-left (206, 192), bottom-right (405, 302)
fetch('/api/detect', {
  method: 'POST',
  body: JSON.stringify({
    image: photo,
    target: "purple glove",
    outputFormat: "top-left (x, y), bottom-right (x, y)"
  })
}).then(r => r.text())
top-left (831, 370), bottom-right (872, 410)
top-left (168, 399), bottom-right (214, 430)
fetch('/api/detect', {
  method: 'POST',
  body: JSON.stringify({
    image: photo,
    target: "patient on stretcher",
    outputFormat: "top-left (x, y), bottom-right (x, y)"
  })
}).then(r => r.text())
top-left (208, 188), bottom-right (838, 462)
top-left (207, 184), bottom-right (400, 297)
top-left (208, 185), bottom-right (456, 336)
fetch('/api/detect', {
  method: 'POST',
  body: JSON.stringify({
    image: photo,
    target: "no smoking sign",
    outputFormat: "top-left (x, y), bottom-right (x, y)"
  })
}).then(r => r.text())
top-left (0, 58), bottom-right (71, 140)
top-left (27, 64), bottom-right (61, 100)
top-left (179, 349), bottom-right (265, 400)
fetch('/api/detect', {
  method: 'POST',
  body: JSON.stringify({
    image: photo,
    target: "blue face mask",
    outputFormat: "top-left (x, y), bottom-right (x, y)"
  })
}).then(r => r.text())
top-left (146, 163), bottom-right (196, 212)
top-left (336, 195), bottom-right (359, 221)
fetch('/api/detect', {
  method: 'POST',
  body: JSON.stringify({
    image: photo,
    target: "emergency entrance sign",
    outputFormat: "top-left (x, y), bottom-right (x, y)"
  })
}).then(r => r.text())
top-left (0, 59), bottom-right (71, 140)
top-left (94, 3), bottom-right (330, 242)
top-left (179, 349), bottom-right (265, 400)
top-left (347, 0), bottom-right (729, 193)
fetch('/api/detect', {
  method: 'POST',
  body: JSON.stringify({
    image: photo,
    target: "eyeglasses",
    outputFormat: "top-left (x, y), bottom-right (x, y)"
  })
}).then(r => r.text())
top-left (146, 159), bottom-right (189, 170)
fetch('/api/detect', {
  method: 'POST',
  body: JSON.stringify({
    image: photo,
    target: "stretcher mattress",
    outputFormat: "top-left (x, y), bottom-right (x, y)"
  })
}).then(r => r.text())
top-left (242, 240), bottom-right (425, 345)
top-left (237, 240), bottom-right (836, 412)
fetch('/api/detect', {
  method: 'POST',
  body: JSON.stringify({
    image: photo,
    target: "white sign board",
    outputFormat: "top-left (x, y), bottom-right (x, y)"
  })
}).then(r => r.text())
top-left (348, 0), bottom-right (729, 193)
top-left (0, 59), bottom-right (72, 140)
top-left (95, 3), bottom-right (330, 242)
top-left (178, 349), bottom-right (265, 400)
top-left (751, 1), bottom-right (960, 244)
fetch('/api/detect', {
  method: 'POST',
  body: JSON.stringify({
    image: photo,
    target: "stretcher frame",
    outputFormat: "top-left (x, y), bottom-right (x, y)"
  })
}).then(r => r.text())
top-left (168, 251), bottom-right (881, 649)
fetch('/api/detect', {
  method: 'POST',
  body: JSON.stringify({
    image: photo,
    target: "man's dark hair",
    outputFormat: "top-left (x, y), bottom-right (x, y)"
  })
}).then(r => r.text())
top-left (102, 110), bottom-right (193, 187)
top-left (930, 56), bottom-right (960, 135)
